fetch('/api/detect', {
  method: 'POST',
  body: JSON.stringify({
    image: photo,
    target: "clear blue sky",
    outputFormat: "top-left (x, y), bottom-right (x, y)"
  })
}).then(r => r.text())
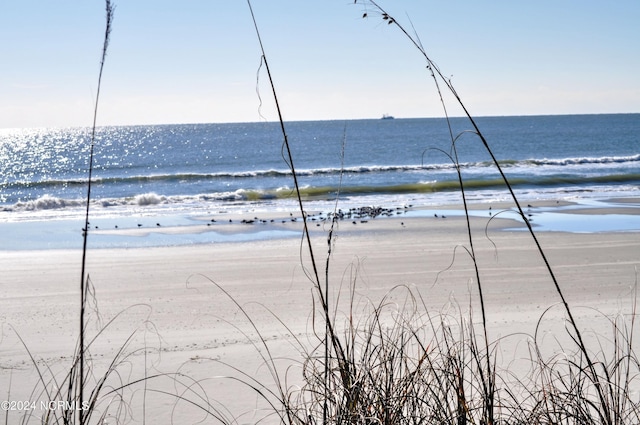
top-left (1, 1), bottom-right (638, 129)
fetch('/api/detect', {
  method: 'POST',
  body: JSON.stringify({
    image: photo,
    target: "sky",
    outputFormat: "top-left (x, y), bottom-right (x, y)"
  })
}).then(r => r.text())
top-left (0, 1), bottom-right (638, 129)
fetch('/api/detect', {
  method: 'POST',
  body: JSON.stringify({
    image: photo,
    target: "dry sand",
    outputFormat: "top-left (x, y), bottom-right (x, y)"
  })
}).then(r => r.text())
top-left (1, 207), bottom-right (639, 423)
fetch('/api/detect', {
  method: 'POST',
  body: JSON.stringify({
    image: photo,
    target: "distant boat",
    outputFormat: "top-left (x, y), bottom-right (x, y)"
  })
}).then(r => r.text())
top-left (381, 114), bottom-right (395, 120)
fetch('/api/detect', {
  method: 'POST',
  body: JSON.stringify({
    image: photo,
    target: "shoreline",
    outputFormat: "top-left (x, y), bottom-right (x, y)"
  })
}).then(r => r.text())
top-left (0, 196), bottom-right (638, 251)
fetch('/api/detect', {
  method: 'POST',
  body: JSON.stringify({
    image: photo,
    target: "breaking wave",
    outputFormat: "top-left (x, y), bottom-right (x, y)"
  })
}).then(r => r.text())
top-left (5, 171), bottom-right (639, 214)
top-left (10, 194), bottom-right (84, 211)
top-left (3, 153), bottom-right (638, 192)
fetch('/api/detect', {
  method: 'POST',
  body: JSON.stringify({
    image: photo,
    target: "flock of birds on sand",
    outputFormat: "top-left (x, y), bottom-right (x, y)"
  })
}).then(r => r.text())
top-left (228, 205), bottom-right (413, 227)
top-left (82, 204), bottom-right (542, 234)
top-left (82, 205), bottom-right (415, 234)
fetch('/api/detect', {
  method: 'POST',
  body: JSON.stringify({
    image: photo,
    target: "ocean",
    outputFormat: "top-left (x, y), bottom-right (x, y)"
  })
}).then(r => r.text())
top-left (1, 114), bottom-right (639, 249)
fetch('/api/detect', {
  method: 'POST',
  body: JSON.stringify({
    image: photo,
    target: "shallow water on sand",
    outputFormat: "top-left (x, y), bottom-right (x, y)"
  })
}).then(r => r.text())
top-left (1, 199), bottom-right (637, 250)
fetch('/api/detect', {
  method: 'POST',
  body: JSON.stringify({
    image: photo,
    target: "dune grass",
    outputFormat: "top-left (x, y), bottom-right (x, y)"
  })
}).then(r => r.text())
top-left (209, 283), bottom-right (640, 424)
top-left (10, 302), bottom-right (161, 424)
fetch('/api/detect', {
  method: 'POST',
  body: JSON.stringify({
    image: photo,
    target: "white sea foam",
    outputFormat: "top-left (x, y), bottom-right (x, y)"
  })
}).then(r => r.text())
top-left (529, 154), bottom-right (640, 166)
top-left (14, 194), bottom-right (83, 211)
top-left (134, 192), bottom-right (166, 206)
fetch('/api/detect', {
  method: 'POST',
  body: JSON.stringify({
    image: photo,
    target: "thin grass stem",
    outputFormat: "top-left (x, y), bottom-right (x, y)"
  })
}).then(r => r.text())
top-left (79, 1), bottom-right (114, 423)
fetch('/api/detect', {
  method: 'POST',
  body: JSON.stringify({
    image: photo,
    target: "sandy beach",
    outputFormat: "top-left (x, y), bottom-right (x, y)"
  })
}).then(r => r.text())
top-left (1, 201), bottom-right (639, 423)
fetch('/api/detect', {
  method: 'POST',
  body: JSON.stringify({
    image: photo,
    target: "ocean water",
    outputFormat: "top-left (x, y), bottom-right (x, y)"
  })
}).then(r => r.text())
top-left (1, 114), bottom-right (639, 248)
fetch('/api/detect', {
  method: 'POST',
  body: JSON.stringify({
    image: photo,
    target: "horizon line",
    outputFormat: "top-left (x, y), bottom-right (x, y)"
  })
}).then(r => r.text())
top-left (1, 111), bottom-right (638, 131)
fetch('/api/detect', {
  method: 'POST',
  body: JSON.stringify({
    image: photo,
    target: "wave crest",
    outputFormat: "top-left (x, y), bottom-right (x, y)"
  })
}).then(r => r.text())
top-left (526, 154), bottom-right (640, 166)
top-left (134, 192), bottom-right (166, 206)
top-left (13, 194), bottom-right (84, 211)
